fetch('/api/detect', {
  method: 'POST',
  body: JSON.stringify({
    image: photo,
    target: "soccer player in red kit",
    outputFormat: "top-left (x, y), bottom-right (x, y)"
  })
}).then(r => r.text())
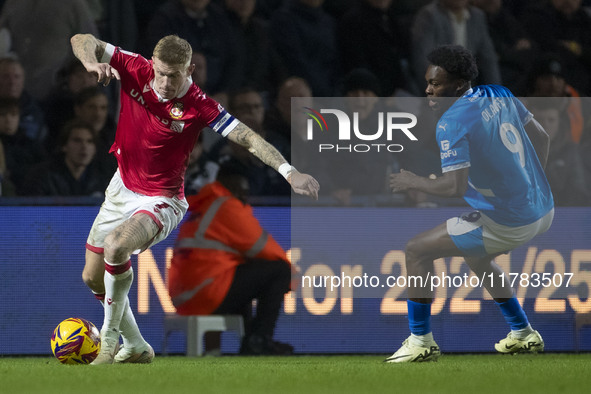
top-left (71, 33), bottom-right (319, 364)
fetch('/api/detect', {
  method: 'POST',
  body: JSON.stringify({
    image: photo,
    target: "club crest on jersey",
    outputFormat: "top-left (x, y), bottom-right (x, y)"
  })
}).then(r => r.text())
top-left (170, 102), bottom-right (184, 119)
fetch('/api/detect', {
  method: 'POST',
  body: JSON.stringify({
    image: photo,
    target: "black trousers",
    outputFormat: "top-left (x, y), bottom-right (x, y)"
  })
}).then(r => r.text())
top-left (213, 258), bottom-right (291, 338)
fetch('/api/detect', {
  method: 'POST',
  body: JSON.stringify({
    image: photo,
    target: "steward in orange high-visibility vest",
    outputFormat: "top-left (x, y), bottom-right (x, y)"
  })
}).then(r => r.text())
top-left (168, 162), bottom-right (294, 354)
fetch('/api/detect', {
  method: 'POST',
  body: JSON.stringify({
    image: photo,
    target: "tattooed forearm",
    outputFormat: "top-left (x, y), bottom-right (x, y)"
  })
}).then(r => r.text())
top-left (227, 123), bottom-right (288, 170)
top-left (71, 34), bottom-right (106, 64)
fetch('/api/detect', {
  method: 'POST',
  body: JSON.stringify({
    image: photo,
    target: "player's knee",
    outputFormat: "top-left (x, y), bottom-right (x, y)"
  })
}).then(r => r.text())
top-left (405, 237), bottom-right (425, 264)
top-left (103, 233), bottom-right (131, 263)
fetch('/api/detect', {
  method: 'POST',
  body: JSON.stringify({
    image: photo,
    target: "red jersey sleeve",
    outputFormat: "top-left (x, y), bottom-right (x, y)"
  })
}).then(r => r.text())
top-left (101, 43), bottom-right (151, 84)
top-left (188, 91), bottom-right (239, 137)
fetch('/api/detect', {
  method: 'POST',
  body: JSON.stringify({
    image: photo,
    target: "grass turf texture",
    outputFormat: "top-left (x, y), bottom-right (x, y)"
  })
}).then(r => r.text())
top-left (1, 354), bottom-right (590, 394)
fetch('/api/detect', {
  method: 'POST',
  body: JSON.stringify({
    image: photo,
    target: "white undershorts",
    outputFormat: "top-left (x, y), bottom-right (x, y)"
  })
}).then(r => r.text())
top-left (447, 209), bottom-right (554, 257)
top-left (86, 170), bottom-right (188, 254)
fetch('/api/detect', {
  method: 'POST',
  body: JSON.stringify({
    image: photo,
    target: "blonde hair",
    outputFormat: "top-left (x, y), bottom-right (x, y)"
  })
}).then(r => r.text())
top-left (153, 35), bottom-right (192, 67)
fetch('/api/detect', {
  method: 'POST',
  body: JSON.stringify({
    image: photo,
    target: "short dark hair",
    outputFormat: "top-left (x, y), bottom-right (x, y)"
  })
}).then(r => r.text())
top-left (427, 45), bottom-right (479, 82)
top-left (74, 86), bottom-right (107, 107)
top-left (343, 68), bottom-right (380, 96)
top-left (57, 119), bottom-right (97, 149)
top-left (228, 87), bottom-right (262, 112)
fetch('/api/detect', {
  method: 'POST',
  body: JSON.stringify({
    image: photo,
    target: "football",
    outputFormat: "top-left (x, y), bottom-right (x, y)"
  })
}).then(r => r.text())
top-left (50, 317), bottom-right (101, 364)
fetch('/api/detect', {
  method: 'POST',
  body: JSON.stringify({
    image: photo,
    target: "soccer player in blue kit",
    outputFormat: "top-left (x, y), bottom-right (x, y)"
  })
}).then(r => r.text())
top-left (386, 45), bottom-right (554, 363)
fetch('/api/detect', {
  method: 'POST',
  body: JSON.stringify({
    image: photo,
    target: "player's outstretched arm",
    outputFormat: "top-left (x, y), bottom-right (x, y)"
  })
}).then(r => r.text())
top-left (70, 34), bottom-right (120, 86)
top-left (390, 168), bottom-right (468, 198)
top-left (524, 118), bottom-right (550, 169)
top-left (227, 122), bottom-right (320, 199)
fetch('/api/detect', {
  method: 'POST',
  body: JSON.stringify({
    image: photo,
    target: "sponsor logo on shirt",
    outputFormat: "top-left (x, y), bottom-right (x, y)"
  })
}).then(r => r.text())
top-left (440, 139), bottom-right (457, 159)
top-left (468, 89), bottom-right (484, 101)
top-left (171, 120), bottom-right (185, 133)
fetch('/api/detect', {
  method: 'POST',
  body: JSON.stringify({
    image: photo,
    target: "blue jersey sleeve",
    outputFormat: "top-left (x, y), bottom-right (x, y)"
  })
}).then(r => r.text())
top-left (512, 96), bottom-right (533, 125)
top-left (436, 118), bottom-right (471, 173)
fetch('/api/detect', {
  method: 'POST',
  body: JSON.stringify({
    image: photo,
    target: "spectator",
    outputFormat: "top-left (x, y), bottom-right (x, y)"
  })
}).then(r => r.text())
top-left (215, 88), bottom-right (291, 197)
top-left (529, 99), bottom-right (590, 206)
top-left (73, 87), bottom-right (116, 146)
top-left (264, 76), bottom-right (313, 156)
top-left (43, 59), bottom-right (99, 146)
top-left (526, 55), bottom-right (585, 144)
top-left (184, 134), bottom-right (219, 196)
top-left (263, 76), bottom-right (339, 199)
top-left (338, 0), bottom-right (416, 96)
top-left (230, 87), bottom-right (289, 160)
top-left (86, 0), bottom-right (139, 51)
top-left (327, 68), bottom-right (393, 205)
top-left (471, 0), bottom-right (536, 95)
top-left (0, 57), bottom-right (48, 143)
top-left (411, 0), bottom-right (501, 89)
top-left (523, 0), bottom-right (591, 95)
top-left (191, 51), bottom-right (208, 90)
top-left (169, 161), bottom-right (295, 355)
top-left (222, 0), bottom-right (286, 94)
top-left (0, 0), bottom-right (98, 100)
top-left (21, 120), bottom-right (110, 196)
top-left (133, 0), bottom-right (163, 44)
top-left (72, 86), bottom-right (118, 176)
top-left (141, 0), bottom-right (240, 97)
top-left (0, 98), bottom-right (46, 194)
top-left (269, 0), bottom-right (340, 96)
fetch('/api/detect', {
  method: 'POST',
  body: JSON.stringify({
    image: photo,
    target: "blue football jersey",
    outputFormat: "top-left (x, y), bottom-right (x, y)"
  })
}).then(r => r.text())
top-left (436, 85), bottom-right (554, 226)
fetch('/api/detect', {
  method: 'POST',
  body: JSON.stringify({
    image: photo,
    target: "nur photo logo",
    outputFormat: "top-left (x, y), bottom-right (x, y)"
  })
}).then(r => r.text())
top-left (304, 106), bottom-right (419, 153)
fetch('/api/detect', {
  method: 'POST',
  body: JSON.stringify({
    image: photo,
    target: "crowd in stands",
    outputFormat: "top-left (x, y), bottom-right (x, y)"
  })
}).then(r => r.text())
top-left (0, 0), bottom-right (590, 206)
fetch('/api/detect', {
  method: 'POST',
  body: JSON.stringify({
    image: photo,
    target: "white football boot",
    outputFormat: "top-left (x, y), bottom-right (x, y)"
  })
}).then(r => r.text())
top-left (91, 328), bottom-right (120, 365)
top-left (495, 330), bottom-right (544, 354)
top-left (115, 342), bottom-right (155, 363)
top-left (385, 336), bottom-right (441, 363)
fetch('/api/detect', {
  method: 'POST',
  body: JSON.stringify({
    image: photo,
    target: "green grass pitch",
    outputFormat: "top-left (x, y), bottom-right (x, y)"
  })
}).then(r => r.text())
top-left (1, 354), bottom-right (590, 394)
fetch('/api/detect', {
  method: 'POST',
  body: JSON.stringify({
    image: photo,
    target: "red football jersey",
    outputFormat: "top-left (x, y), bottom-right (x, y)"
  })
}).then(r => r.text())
top-left (102, 44), bottom-right (238, 198)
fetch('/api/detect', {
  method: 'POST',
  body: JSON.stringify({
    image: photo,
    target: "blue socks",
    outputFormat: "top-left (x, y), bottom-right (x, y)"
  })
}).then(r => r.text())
top-left (408, 298), bottom-right (531, 340)
top-left (407, 300), bottom-right (432, 335)
top-left (496, 297), bottom-right (529, 330)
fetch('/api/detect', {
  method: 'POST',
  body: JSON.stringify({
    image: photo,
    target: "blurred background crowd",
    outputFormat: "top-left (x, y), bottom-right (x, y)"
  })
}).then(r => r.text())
top-left (0, 0), bottom-right (590, 206)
